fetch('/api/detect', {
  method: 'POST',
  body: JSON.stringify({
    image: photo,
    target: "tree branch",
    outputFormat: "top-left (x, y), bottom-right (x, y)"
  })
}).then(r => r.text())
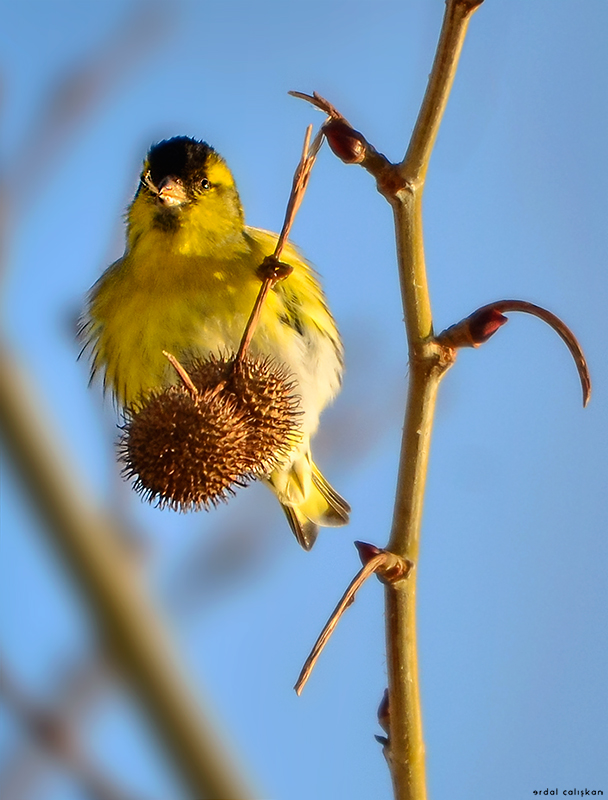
top-left (0, 344), bottom-right (256, 800)
top-left (293, 3), bottom-right (485, 798)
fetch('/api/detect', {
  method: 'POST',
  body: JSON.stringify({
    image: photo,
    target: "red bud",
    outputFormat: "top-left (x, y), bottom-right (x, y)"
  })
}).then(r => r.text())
top-left (437, 307), bottom-right (509, 349)
top-left (378, 688), bottom-right (390, 734)
top-left (323, 118), bottom-right (366, 164)
top-left (354, 540), bottom-right (382, 564)
top-left (468, 308), bottom-right (508, 345)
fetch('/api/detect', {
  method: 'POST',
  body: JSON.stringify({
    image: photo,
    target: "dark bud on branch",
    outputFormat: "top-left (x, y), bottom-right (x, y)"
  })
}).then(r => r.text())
top-left (437, 307), bottom-right (508, 349)
top-left (31, 710), bottom-right (76, 760)
top-left (354, 540), bottom-right (382, 564)
top-left (375, 691), bottom-right (390, 747)
top-left (120, 354), bottom-right (301, 511)
top-left (322, 118), bottom-right (366, 164)
top-left (354, 541), bottom-right (412, 584)
top-left (468, 307), bottom-right (508, 344)
top-left (378, 688), bottom-right (390, 735)
top-left (256, 254), bottom-right (294, 282)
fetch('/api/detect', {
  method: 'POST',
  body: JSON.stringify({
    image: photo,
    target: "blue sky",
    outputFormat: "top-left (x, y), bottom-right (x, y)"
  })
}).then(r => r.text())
top-left (1, 2), bottom-right (607, 799)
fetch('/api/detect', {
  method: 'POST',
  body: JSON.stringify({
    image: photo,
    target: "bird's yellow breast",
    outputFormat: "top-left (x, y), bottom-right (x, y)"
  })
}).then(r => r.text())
top-left (85, 226), bottom-right (339, 409)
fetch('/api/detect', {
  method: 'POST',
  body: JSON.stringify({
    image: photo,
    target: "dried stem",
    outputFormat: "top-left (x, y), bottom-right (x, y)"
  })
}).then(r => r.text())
top-left (295, 544), bottom-right (411, 695)
top-left (484, 300), bottom-right (590, 405)
top-left (162, 350), bottom-right (199, 397)
top-left (295, 553), bottom-right (386, 696)
top-left (235, 272), bottom-right (277, 363)
top-left (275, 124), bottom-right (324, 259)
top-left (236, 125), bottom-right (323, 362)
top-left (437, 300), bottom-right (591, 406)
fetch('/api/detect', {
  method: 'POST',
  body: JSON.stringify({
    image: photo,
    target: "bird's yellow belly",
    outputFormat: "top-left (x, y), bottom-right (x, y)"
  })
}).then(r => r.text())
top-left (94, 254), bottom-right (289, 407)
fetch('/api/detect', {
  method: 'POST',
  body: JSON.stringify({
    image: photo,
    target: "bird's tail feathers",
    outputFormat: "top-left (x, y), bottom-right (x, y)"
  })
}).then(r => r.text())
top-left (282, 505), bottom-right (320, 551)
top-left (311, 464), bottom-right (350, 527)
top-left (270, 458), bottom-right (350, 550)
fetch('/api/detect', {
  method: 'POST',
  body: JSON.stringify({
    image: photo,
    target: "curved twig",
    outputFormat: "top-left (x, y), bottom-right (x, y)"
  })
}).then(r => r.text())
top-left (437, 300), bottom-right (591, 406)
top-left (295, 547), bottom-right (411, 696)
top-left (288, 91), bottom-right (345, 121)
top-left (295, 553), bottom-right (385, 696)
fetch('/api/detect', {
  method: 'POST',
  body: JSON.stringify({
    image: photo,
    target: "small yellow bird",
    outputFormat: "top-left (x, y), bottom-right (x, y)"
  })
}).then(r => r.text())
top-left (81, 136), bottom-right (349, 549)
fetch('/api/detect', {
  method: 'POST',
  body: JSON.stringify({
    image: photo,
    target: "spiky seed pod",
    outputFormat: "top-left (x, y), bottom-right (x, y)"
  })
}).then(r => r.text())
top-left (119, 353), bottom-right (301, 511)
top-left (120, 384), bottom-right (250, 511)
top-left (189, 354), bottom-right (302, 474)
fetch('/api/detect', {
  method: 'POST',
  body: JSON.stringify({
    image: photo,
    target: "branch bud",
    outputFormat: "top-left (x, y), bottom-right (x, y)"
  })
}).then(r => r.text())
top-left (354, 541), bottom-right (412, 584)
top-left (437, 307), bottom-right (508, 349)
top-left (468, 307), bottom-right (508, 344)
top-left (322, 118), bottom-right (366, 164)
top-left (354, 540), bottom-right (382, 564)
top-left (378, 688), bottom-right (390, 735)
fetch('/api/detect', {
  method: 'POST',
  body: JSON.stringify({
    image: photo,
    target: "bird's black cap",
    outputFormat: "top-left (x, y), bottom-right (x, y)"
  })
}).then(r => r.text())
top-left (146, 137), bottom-right (214, 189)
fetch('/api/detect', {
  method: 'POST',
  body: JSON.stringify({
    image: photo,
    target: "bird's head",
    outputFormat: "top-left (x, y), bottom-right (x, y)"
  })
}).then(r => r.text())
top-left (127, 136), bottom-right (245, 248)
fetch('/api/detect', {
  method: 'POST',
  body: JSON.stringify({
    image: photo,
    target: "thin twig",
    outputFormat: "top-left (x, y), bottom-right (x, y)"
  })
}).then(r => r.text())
top-left (382, 6), bottom-right (486, 798)
top-left (295, 553), bottom-right (385, 695)
top-left (294, 3), bottom-right (590, 799)
top-left (475, 300), bottom-right (591, 406)
top-left (236, 125), bottom-right (323, 362)
top-left (399, 0), bottom-right (483, 184)
top-left (162, 351), bottom-right (198, 397)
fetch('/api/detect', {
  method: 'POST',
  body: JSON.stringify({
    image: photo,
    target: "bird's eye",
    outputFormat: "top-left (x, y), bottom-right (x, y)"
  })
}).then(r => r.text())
top-left (200, 178), bottom-right (211, 190)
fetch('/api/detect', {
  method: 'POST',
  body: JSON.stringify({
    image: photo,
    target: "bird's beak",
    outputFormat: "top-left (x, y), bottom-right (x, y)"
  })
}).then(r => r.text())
top-left (156, 176), bottom-right (188, 207)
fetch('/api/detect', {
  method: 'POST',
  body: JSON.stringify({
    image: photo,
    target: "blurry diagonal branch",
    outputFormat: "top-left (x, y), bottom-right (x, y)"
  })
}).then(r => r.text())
top-left (0, 3), bottom-right (167, 289)
top-left (4, 2), bottom-right (166, 214)
top-left (0, 654), bottom-right (111, 800)
top-left (0, 5), bottom-right (259, 797)
top-left (1, 657), bottom-right (150, 800)
top-left (0, 344), bottom-right (257, 799)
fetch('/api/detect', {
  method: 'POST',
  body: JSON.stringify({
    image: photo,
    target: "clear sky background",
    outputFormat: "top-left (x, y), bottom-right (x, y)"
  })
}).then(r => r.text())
top-left (1, 2), bottom-right (607, 799)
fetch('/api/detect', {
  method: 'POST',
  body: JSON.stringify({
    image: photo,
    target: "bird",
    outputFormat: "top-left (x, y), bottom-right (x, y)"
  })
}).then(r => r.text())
top-left (80, 135), bottom-right (349, 549)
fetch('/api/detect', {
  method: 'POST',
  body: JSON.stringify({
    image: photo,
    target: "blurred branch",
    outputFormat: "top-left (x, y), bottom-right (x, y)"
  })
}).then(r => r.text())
top-left (0, 654), bottom-right (110, 800)
top-left (0, 4), bottom-right (258, 797)
top-left (0, 2), bottom-right (170, 292)
top-left (0, 658), bottom-right (148, 800)
top-left (5, 2), bottom-right (167, 209)
top-left (0, 344), bottom-right (256, 799)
